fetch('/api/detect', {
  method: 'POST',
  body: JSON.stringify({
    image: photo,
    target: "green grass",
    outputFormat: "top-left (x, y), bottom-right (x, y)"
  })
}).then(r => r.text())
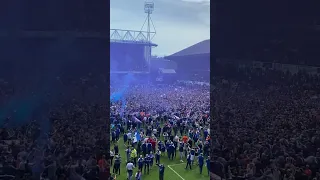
top-left (168, 163), bottom-right (209, 180)
top-left (111, 137), bottom-right (209, 180)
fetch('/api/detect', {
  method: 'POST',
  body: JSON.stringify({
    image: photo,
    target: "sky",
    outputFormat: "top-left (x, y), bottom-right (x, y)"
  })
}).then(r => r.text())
top-left (110, 0), bottom-right (210, 56)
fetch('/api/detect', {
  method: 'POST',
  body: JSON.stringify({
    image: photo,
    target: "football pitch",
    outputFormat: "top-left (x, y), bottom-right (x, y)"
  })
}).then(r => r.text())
top-left (111, 138), bottom-right (209, 180)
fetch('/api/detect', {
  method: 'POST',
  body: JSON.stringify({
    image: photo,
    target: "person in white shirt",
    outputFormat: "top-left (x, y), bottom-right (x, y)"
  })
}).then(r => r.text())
top-left (110, 150), bottom-right (115, 166)
top-left (127, 132), bottom-right (132, 144)
top-left (126, 161), bottom-right (135, 180)
top-left (174, 135), bottom-right (179, 142)
top-left (163, 132), bottom-right (168, 140)
top-left (144, 137), bottom-right (149, 143)
top-left (153, 128), bottom-right (157, 136)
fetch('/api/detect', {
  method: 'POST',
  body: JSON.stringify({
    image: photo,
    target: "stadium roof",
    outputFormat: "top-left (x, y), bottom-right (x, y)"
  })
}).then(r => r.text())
top-left (168, 39), bottom-right (210, 57)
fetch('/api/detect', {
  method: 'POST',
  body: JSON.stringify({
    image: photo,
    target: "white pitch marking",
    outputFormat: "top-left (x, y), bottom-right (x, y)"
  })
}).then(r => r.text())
top-left (168, 165), bottom-right (185, 180)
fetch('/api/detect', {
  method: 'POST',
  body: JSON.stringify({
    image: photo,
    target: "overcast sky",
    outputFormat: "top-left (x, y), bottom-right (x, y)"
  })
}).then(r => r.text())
top-left (110, 0), bottom-right (210, 56)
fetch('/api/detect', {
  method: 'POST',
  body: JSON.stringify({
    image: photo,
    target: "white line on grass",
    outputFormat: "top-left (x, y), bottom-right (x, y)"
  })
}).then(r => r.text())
top-left (168, 165), bottom-right (185, 180)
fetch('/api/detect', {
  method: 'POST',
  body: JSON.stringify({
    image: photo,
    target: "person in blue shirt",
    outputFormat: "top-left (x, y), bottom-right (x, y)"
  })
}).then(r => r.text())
top-left (193, 133), bottom-right (198, 143)
top-left (159, 142), bottom-right (166, 155)
top-left (116, 127), bottom-right (120, 141)
top-left (144, 154), bottom-right (151, 174)
top-left (158, 140), bottom-right (162, 148)
top-left (185, 153), bottom-right (192, 170)
top-left (135, 170), bottom-right (142, 180)
top-left (149, 152), bottom-right (154, 167)
top-left (147, 142), bottom-right (152, 154)
top-left (198, 153), bottom-right (204, 174)
top-left (114, 144), bottom-right (119, 155)
top-left (169, 143), bottom-right (175, 160)
top-left (155, 149), bottom-right (161, 164)
top-left (206, 156), bottom-right (210, 176)
top-left (138, 155), bottom-right (144, 172)
top-left (142, 142), bottom-right (147, 157)
top-left (112, 130), bottom-right (116, 143)
top-left (137, 140), bottom-right (142, 157)
top-left (157, 164), bottom-right (165, 180)
top-left (204, 141), bottom-right (209, 157)
top-left (190, 148), bottom-right (195, 165)
top-left (195, 147), bottom-right (199, 157)
top-left (179, 142), bottom-right (184, 162)
top-left (203, 129), bottom-right (208, 139)
top-left (113, 155), bottom-right (121, 175)
top-left (123, 133), bottom-right (128, 144)
top-left (125, 146), bottom-right (131, 163)
top-left (165, 141), bottom-right (170, 158)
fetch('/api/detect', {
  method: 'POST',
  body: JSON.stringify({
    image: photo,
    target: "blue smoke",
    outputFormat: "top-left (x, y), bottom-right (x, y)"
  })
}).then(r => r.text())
top-left (0, 95), bottom-right (41, 127)
top-left (110, 48), bottom-right (138, 117)
top-left (110, 73), bottom-right (135, 101)
top-left (110, 73), bottom-right (135, 116)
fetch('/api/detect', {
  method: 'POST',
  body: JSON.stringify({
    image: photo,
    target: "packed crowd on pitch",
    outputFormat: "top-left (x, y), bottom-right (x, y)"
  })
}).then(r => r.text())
top-left (110, 84), bottom-right (211, 179)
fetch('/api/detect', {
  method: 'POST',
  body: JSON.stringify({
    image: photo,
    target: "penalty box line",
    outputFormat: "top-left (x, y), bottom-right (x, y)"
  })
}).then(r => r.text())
top-left (168, 163), bottom-right (185, 180)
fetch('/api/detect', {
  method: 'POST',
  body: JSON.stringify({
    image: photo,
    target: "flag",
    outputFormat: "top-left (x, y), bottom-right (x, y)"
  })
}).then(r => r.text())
top-left (133, 130), bottom-right (141, 143)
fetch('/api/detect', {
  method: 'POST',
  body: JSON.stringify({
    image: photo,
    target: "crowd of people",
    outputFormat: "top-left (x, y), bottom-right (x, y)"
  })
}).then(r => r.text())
top-left (211, 63), bottom-right (320, 179)
top-left (0, 75), bottom-right (110, 180)
top-left (110, 84), bottom-right (211, 179)
top-left (1, 59), bottom-right (320, 180)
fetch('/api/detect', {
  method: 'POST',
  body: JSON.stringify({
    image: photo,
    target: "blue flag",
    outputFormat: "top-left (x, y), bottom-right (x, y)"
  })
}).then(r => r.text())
top-left (134, 130), bottom-right (141, 142)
